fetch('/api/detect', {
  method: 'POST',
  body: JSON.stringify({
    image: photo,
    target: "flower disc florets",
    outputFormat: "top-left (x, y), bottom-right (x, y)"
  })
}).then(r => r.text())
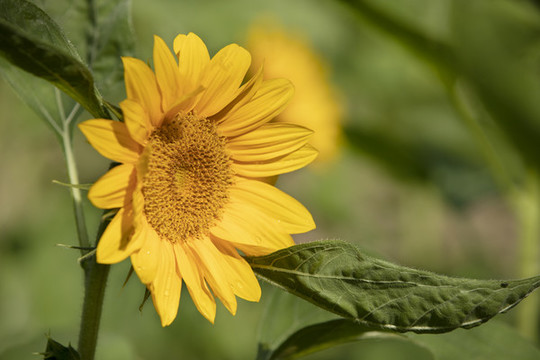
top-left (141, 112), bottom-right (234, 243)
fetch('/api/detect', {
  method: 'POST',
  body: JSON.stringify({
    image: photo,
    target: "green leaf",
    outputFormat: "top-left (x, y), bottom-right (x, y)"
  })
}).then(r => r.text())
top-left (256, 285), bottom-right (337, 360)
top-left (409, 320), bottom-right (540, 360)
top-left (261, 319), bottom-right (540, 360)
top-left (51, 180), bottom-right (92, 190)
top-left (42, 336), bottom-right (80, 360)
top-left (0, 0), bottom-right (107, 118)
top-left (261, 318), bottom-right (398, 360)
top-left (247, 240), bottom-right (540, 334)
top-left (256, 288), bottom-right (395, 360)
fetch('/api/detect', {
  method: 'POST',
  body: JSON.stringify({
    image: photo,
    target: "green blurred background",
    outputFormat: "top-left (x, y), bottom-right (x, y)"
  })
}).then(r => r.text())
top-left (1, 0), bottom-right (540, 359)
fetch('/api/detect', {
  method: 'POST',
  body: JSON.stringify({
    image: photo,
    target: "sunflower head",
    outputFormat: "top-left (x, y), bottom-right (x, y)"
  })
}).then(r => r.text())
top-left (79, 33), bottom-right (317, 326)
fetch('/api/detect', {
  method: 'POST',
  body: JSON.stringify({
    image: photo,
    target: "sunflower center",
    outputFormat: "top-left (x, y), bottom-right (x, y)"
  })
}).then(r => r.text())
top-left (141, 112), bottom-right (233, 243)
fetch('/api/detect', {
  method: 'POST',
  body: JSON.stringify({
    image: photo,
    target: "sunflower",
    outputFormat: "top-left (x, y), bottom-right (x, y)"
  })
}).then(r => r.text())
top-left (79, 33), bottom-right (316, 326)
top-left (247, 23), bottom-right (343, 165)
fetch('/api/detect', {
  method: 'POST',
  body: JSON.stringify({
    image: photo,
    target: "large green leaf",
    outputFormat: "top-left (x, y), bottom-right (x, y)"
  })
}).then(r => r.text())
top-left (247, 240), bottom-right (540, 333)
top-left (256, 289), bottom-right (539, 360)
top-left (259, 318), bottom-right (398, 360)
top-left (261, 318), bottom-right (540, 360)
top-left (0, 0), bottom-right (107, 118)
top-left (256, 285), bottom-right (339, 360)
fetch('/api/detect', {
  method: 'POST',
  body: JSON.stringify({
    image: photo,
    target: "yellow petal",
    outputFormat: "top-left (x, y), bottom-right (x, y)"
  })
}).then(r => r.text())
top-left (88, 164), bottom-right (135, 209)
top-left (131, 186), bottom-right (145, 231)
top-left (210, 65), bottom-right (264, 123)
top-left (227, 123), bottom-right (313, 162)
top-left (210, 201), bottom-right (294, 252)
top-left (120, 99), bottom-right (151, 145)
top-left (188, 238), bottom-right (237, 315)
top-left (211, 239), bottom-right (261, 302)
top-left (153, 35), bottom-right (181, 112)
top-left (162, 86), bottom-right (205, 122)
top-left (232, 144), bottom-right (318, 177)
top-left (126, 216), bottom-right (150, 254)
top-left (96, 207), bottom-right (136, 264)
top-left (131, 223), bottom-right (162, 284)
top-left (230, 178), bottom-right (315, 234)
top-left (174, 243), bottom-right (217, 323)
top-left (122, 57), bottom-right (162, 127)
top-left (218, 78), bottom-right (294, 137)
top-left (195, 44), bottom-right (251, 117)
top-left (174, 32), bottom-right (210, 96)
top-left (232, 242), bottom-right (282, 257)
top-left (150, 242), bottom-right (182, 327)
top-left (79, 119), bottom-right (140, 164)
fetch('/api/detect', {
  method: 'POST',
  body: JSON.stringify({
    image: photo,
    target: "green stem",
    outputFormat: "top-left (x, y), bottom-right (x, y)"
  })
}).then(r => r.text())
top-left (513, 171), bottom-right (540, 341)
top-left (77, 216), bottom-right (111, 360)
top-left (57, 89), bottom-right (90, 254)
top-left (56, 89), bottom-right (109, 359)
top-left (76, 4), bottom-right (113, 357)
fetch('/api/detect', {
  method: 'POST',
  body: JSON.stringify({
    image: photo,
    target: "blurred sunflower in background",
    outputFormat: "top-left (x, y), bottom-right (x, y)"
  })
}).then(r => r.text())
top-left (79, 33), bottom-right (316, 326)
top-left (246, 21), bottom-right (343, 166)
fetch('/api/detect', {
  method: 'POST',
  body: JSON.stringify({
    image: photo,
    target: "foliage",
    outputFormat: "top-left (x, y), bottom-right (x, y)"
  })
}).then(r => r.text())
top-left (43, 336), bottom-right (80, 360)
top-left (248, 240), bottom-right (540, 333)
top-left (0, 0), bottom-right (107, 120)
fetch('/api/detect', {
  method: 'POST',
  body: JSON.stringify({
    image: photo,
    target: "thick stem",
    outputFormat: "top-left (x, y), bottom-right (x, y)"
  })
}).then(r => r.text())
top-left (78, 263), bottom-right (110, 360)
top-left (77, 216), bottom-right (111, 360)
